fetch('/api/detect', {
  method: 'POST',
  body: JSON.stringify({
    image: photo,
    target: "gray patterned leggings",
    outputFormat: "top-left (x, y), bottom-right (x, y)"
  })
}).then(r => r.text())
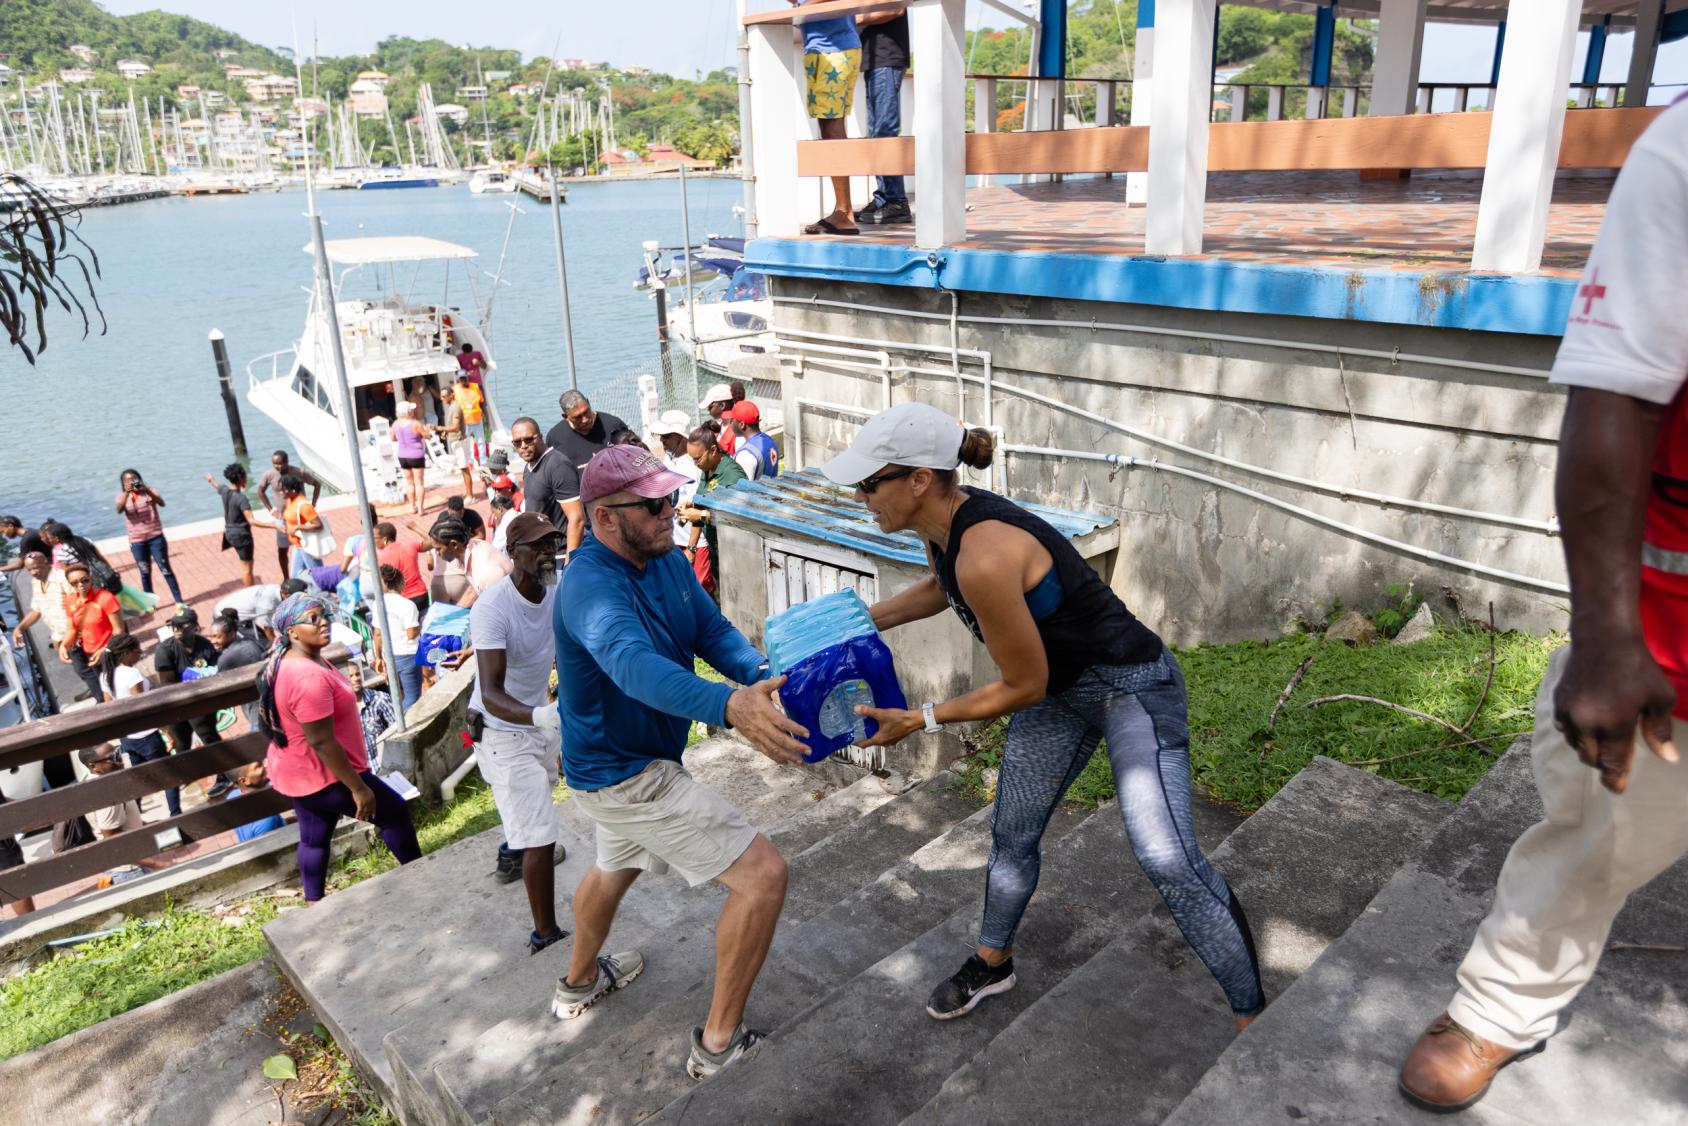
top-left (980, 648), bottom-right (1265, 1016)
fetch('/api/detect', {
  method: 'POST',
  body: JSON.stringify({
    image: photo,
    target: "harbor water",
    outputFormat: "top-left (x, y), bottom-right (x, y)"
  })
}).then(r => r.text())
top-left (1, 177), bottom-right (741, 539)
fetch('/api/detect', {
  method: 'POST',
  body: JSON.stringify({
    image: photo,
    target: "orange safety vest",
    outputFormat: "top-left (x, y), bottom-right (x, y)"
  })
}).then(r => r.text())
top-left (459, 381), bottom-right (484, 425)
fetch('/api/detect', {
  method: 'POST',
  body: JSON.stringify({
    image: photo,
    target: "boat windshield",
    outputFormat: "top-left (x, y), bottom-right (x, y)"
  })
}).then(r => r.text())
top-left (725, 270), bottom-right (768, 303)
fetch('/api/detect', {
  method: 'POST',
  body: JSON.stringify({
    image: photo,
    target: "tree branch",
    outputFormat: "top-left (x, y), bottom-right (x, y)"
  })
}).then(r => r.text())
top-left (1303, 694), bottom-right (1466, 737)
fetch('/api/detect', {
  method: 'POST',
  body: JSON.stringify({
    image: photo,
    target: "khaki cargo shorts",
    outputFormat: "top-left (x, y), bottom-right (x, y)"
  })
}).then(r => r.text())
top-left (571, 759), bottom-right (757, 887)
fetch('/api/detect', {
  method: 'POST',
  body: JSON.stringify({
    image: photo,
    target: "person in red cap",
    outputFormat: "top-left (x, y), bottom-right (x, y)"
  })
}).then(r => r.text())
top-left (725, 400), bottom-right (779, 482)
top-left (551, 443), bottom-right (809, 1081)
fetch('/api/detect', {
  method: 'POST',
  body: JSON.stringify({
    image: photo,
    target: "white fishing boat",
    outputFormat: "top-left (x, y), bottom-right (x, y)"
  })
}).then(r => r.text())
top-left (468, 167), bottom-right (517, 194)
top-left (637, 237), bottom-right (777, 376)
top-left (245, 236), bottom-right (510, 499)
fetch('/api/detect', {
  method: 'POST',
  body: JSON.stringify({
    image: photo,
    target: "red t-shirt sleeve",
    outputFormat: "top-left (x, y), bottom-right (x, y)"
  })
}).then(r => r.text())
top-left (283, 663), bottom-right (338, 725)
top-left (95, 590), bottom-right (120, 615)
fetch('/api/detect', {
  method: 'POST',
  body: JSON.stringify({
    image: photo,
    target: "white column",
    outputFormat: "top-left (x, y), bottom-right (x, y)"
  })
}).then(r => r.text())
top-left (1627, 0), bottom-right (1664, 108)
top-left (1145, 0), bottom-right (1217, 256)
top-left (1229, 83), bottom-right (1246, 122)
top-left (1304, 86), bottom-right (1326, 120)
top-left (1266, 85), bottom-right (1284, 121)
top-left (911, 0), bottom-right (967, 249)
top-left (1126, 25), bottom-right (1154, 204)
top-left (901, 72), bottom-right (916, 133)
top-left (1342, 86), bottom-right (1357, 116)
top-left (1370, 0), bottom-right (1427, 116)
top-left (747, 23), bottom-right (805, 237)
top-left (1097, 81), bottom-right (1116, 127)
top-left (1024, 78), bottom-right (1059, 184)
top-left (976, 76), bottom-right (996, 190)
top-left (1471, 0), bottom-right (1581, 273)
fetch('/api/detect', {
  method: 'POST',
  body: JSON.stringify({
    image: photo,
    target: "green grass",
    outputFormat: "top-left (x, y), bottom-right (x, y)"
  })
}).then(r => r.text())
top-left (955, 624), bottom-right (1559, 814)
top-left (0, 902), bottom-right (282, 1058)
top-left (0, 771), bottom-right (566, 1060)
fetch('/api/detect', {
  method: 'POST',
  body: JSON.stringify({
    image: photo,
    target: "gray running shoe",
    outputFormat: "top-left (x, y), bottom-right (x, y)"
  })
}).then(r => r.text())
top-left (686, 1023), bottom-right (767, 1081)
top-left (552, 950), bottom-right (644, 1020)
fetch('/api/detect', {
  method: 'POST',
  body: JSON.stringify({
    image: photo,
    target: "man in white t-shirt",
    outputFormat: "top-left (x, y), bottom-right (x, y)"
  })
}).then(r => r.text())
top-left (469, 511), bottom-right (568, 953)
top-left (1400, 100), bottom-right (1688, 1113)
top-left (370, 565), bottom-right (422, 714)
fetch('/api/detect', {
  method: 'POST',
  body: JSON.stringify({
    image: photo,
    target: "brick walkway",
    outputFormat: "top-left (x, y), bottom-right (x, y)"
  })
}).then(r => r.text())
top-left (832, 170), bottom-right (1609, 275)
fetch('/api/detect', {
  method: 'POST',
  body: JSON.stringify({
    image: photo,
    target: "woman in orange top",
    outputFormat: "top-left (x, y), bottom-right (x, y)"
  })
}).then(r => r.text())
top-left (280, 473), bottom-right (327, 578)
top-left (59, 562), bottom-right (126, 701)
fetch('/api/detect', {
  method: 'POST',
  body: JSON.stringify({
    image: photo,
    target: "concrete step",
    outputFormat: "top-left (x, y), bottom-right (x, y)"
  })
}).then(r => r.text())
top-left (265, 738), bottom-right (834, 1119)
top-left (901, 757), bottom-right (1450, 1126)
top-left (406, 772), bottom-right (981, 1126)
top-left (631, 791), bottom-right (1246, 1126)
top-left (263, 804), bottom-right (594, 1109)
top-left (763, 769), bottom-right (908, 857)
top-left (1163, 738), bottom-right (1688, 1126)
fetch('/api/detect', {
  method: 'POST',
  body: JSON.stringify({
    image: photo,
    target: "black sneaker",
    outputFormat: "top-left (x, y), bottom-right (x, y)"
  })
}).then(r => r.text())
top-left (206, 776), bottom-right (234, 799)
top-left (926, 953), bottom-right (1016, 1020)
top-left (856, 200), bottom-right (912, 225)
top-left (528, 927), bottom-right (570, 955)
top-left (494, 843), bottom-right (521, 883)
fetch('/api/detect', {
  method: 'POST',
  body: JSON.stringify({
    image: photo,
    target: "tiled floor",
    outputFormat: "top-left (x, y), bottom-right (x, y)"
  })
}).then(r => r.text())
top-left (830, 171), bottom-right (1611, 276)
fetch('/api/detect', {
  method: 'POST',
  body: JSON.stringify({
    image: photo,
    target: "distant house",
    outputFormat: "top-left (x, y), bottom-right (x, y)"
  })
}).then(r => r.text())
top-left (202, 90), bottom-right (229, 107)
top-left (0, 63), bottom-right (15, 82)
top-left (216, 48), bottom-right (240, 60)
top-left (224, 65), bottom-right (262, 80)
top-left (245, 74), bottom-right (299, 102)
top-left (348, 78), bottom-right (388, 118)
top-left (69, 45), bottom-right (96, 64)
top-left (59, 67), bottom-right (95, 84)
top-left (294, 96), bottom-right (329, 117)
top-left (356, 69), bottom-right (390, 87)
top-left (485, 70), bottom-right (512, 83)
top-left (558, 58), bottom-right (602, 72)
top-left (622, 65), bottom-right (651, 78)
top-left (176, 84), bottom-right (202, 100)
top-left (179, 117), bottom-right (210, 137)
top-left (457, 85), bottom-right (488, 102)
top-left (508, 83), bottom-right (533, 99)
top-left (433, 102), bottom-right (470, 126)
top-left (116, 59), bottom-right (152, 80)
top-left (599, 143), bottom-right (716, 176)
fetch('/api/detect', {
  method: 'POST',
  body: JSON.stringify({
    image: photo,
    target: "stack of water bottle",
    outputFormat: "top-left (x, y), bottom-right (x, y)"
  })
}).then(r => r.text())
top-left (765, 589), bottom-right (907, 763)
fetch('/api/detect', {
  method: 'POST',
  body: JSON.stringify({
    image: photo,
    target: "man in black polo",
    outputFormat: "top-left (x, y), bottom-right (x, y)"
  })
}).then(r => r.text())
top-left (543, 390), bottom-right (627, 557)
top-left (515, 416), bottom-right (573, 543)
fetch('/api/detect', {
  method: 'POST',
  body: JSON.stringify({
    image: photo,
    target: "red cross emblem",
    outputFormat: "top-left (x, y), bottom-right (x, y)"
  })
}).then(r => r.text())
top-left (1578, 269), bottom-right (1606, 316)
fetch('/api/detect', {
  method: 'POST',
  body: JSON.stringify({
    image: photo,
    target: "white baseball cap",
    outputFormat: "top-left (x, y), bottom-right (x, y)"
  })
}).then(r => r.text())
top-left (820, 402), bottom-right (964, 486)
top-left (648, 409), bottom-right (693, 438)
top-left (699, 383), bottom-right (734, 410)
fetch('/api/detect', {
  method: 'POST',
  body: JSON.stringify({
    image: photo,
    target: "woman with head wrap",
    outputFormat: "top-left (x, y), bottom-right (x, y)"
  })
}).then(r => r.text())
top-left (255, 593), bottom-right (421, 902)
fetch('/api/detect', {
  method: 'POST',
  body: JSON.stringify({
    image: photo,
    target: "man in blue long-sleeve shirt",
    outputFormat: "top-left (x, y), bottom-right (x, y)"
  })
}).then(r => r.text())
top-left (553, 444), bottom-right (810, 1081)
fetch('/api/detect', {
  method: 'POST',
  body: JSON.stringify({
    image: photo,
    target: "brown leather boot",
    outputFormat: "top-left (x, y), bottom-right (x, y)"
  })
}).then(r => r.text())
top-left (1398, 1012), bottom-right (1544, 1113)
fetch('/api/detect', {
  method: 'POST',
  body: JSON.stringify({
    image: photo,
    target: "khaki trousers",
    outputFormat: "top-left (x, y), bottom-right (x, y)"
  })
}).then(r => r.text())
top-left (1449, 645), bottom-right (1688, 1050)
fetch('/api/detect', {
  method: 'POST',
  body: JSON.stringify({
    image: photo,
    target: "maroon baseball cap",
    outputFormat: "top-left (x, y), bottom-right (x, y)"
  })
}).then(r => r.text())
top-left (579, 444), bottom-right (692, 508)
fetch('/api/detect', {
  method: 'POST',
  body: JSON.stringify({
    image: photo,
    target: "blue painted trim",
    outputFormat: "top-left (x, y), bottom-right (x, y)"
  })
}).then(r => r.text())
top-left (1582, 19), bottom-right (1608, 85)
top-left (744, 237), bottom-right (1578, 336)
top-left (1310, 5), bottom-right (1336, 88)
top-left (1490, 21), bottom-right (1507, 86)
top-left (1138, 0), bottom-right (1155, 30)
top-left (1038, 0), bottom-right (1067, 80)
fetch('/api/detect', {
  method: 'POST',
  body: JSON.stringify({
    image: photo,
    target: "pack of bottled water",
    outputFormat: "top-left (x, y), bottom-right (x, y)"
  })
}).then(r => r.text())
top-left (765, 589), bottom-right (908, 762)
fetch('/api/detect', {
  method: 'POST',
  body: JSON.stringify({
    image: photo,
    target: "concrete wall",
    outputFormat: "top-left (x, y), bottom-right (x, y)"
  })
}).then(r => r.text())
top-left (376, 658), bottom-right (476, 800)
top-left (772, 279), bottom-right (1569, 644)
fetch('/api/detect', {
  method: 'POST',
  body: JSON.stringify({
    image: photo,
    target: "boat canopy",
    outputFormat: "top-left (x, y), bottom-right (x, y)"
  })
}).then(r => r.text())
top-left (304, 236), bottom-right (478, 265)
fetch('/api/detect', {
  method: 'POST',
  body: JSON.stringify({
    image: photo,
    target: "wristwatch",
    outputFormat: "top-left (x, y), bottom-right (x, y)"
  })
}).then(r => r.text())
top-left (921, 702), bottom-right (943, 734)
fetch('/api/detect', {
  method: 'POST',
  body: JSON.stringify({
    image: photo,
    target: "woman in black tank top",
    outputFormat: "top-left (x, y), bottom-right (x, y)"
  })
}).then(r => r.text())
top-left (820, 403), bottom-right (1264, 1029)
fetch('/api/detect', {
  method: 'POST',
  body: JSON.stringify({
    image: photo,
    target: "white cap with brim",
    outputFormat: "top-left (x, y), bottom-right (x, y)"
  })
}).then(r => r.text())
top-left (649, 409), bottom-right (693, 437)
top-left (699, 383), bottom-right (733, 411)
top-left (819, 402), bottom-right (965, 486)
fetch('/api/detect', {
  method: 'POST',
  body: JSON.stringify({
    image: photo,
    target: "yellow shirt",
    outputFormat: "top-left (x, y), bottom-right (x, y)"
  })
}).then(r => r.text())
top-left (458, 381), bottom-right (484, 425)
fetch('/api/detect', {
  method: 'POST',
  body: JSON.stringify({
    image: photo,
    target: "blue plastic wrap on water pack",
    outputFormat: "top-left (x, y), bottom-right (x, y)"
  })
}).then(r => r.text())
top-left (765, 589), bottom-right (907, 763)
top-left (415, 602), bottom-right (471, 669)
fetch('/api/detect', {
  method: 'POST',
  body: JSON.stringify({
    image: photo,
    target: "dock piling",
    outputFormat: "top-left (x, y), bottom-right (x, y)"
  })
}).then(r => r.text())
top-left (208, 328), bottom-right (248, 460)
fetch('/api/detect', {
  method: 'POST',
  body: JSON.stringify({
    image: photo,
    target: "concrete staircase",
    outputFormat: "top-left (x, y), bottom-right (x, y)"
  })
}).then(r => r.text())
top-left (265, 735), bottom-right (1686, 1126)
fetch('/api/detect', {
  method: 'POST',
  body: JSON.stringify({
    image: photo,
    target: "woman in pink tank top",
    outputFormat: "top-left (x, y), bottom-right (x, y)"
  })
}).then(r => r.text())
top-left (115, 468), bottom-right (184, 606)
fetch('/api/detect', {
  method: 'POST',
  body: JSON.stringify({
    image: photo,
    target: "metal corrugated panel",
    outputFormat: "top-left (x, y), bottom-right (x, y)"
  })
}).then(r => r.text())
top-left (706, 471), bottom-right (1114, 564)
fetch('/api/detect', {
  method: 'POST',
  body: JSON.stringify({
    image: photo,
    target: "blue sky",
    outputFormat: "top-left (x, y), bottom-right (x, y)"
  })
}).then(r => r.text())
top-left (102, 0), bottom-right (1688, 90)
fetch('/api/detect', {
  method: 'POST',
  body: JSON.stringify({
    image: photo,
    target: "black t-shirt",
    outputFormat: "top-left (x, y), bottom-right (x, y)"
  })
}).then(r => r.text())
top-left (546, 412), bottom-right (626, 469)
top-left (520, 447), bottom-right (575, 526)
top-left (17, 528), bottom-right (49, 559)
top-left (862, 13), bottom-right (910, 72)
top-left (219, 484), bottom-right (253, 539)
top-left (458, 506), bottom-right (486, 539)
top-left (155, 634), bottom-right (219, 682)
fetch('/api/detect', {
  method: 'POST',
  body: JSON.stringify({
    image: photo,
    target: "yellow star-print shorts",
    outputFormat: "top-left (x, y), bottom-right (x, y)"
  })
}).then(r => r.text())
top-left (805, 49), bottom-right (860, 121)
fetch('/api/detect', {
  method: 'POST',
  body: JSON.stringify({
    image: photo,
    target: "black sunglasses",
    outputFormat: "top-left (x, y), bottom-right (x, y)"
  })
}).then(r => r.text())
top-left (602, 490), bottom-right (679, 517)
top-left (857, 467), bottom-right (915, 494)
top-left (511, 433), bottom-right (542, 445)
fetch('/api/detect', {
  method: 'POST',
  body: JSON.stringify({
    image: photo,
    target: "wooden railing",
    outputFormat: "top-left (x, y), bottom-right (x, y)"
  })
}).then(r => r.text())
top-left (0, 647), bottom-right (349, 903)
top-left (795, 106), bottom-right (1665, 179)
